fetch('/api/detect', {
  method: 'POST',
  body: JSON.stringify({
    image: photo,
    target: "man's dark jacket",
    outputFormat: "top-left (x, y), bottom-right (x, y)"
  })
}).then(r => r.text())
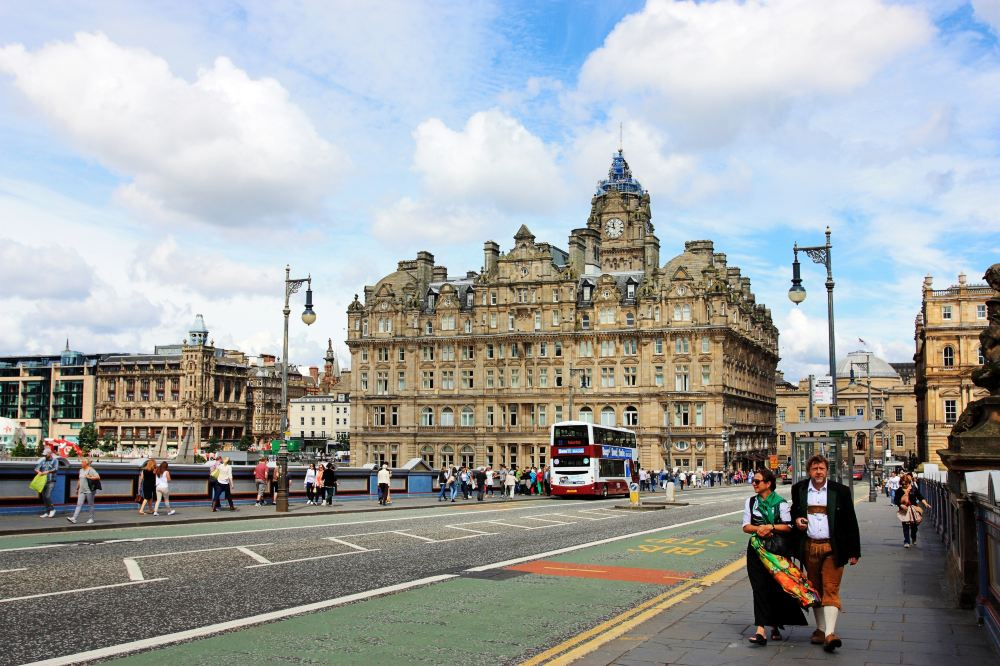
top-left (790, 479), bottom-right (861, 567)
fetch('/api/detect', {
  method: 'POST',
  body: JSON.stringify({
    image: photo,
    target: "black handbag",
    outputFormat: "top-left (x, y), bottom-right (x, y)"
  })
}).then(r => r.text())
top-left (89, 477), bottom-right (102, 492)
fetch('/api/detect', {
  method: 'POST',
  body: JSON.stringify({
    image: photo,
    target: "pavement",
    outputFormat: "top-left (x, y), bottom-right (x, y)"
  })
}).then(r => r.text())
top-left (571, 493), bottom-right (1000, 666)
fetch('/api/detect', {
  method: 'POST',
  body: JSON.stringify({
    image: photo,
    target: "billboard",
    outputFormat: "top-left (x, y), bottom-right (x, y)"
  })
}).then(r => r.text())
top-left (812, 375), bottom-right (833, 406)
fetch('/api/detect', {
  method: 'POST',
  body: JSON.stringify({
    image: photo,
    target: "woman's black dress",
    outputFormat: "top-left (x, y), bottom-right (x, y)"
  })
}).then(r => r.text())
top-left (746, 498), bottom-right (808, 629)
top-left (140, 469), bottom-right (156, 500)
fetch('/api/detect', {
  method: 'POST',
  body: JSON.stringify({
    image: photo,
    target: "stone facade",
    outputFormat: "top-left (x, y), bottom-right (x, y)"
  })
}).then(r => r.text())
top-left (289, 392), bottom-right (350, 451)
top-left (246, 354), bottom-right (310, 448)
top-left (915, 273), bottom-right (990, 465)
top-left (775, 353), bottom-right (918, 469)
top-left (95, 316), bottom-right (250, 452)
top-left (346, 151), bottom-right (778, 471)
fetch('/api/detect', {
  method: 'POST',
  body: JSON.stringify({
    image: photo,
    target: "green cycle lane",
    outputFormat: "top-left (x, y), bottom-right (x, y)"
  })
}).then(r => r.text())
top-left (105, 513), bottom-right (747, 665)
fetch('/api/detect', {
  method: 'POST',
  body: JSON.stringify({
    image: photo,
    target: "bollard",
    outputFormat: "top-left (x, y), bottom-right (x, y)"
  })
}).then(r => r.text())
top-left (629, 482), bottom-right (641, 507)
top-left (665, 482), bottom-right (676, 502)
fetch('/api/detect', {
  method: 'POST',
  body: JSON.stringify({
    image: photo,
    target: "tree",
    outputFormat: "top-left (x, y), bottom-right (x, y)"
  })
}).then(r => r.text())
top-left (237, 434), bottom-right (254, 451)
top-left (11, 441), bottom-right (26, 458)
top-left (78, 423), bottom-right (99, 451)
top-left (99, 432), bottom-right (118, 453)
top-left (205, 436), bottom-right (222, 454)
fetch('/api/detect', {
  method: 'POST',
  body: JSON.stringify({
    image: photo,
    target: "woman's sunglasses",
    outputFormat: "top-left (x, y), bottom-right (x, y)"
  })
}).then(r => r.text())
top-left (751, 479), bottom-right (764, 485)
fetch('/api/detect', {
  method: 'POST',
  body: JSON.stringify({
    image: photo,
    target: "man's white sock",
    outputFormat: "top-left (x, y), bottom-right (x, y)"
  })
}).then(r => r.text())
top-left (813, 607), bottom-right (826, 633)
top-left (824, 606), bottom-right (839, 636)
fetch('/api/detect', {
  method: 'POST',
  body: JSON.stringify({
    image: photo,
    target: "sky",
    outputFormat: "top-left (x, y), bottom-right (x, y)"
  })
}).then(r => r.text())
top-left (0, 0), bottom-right (998, 383)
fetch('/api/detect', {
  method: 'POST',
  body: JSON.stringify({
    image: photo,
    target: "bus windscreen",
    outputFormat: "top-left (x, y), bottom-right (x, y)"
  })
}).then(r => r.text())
top-left (553, 424), bottom-right (588, 445)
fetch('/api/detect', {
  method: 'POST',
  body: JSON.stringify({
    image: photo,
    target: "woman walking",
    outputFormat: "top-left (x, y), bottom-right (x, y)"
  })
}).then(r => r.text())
top-left (305, 463), bottom-right (317, 505)
top-left (138, 459), bottom-right (157, 515)
top-left (153, 461), bottom-right (176, 516)
top-left (67, 457), bottom-right (101, 524)
top-left (743, 468), bottom-right (807, 645)
top-left (893, 474), bottom-right (931, 548)
top-left (322, 463), bottom-right (337, 505)
top-left (212, 457), bottom-right (236, 511)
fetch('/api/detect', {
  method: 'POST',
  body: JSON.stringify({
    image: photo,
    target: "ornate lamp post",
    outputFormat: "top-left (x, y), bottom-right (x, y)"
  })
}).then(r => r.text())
top-left (789, 227), bottom-right (838, 413)
top-left (277, 265), bottom-right (316, 513)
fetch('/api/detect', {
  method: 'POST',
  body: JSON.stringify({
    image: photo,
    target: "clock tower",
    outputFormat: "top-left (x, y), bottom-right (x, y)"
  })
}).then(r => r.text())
top-left (587, 149), bottom-right (658, 274)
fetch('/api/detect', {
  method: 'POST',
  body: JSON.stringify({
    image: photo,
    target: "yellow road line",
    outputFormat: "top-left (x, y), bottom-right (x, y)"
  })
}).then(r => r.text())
top-left (520, 556), bottom-right (747, 666)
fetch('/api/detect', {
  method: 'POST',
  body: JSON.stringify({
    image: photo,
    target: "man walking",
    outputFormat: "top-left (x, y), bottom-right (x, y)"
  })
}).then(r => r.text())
top-left (254, 457), bottom-right (269, 506)
top-left (34, 446), bottom-right (59, 517)
top-left (438, 465), bottom-right (450, 502)
top-left (377, 463), bottom-right (391, 505)
top-left (792, 455), bottom-right (861, 653)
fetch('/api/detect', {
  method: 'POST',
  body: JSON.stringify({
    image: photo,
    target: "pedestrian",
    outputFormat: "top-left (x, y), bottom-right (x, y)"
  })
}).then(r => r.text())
top-left (894, 474), bottom-right (931, 548)
top-left (450, 466), bottom-right (460, 502)
top-left (212, 457), bottom-right (236, 511)
top-left (323, 463), bottom-right (337, 505)
top-left (138, 458), bottom-right (157, 515)
top-left (153, 461), bottom-right (175, 516)
top-left (886, 471), bottom-right (901, 505)
top-left (305, 463), bottom-right (317, 505)
top-left (67, 457), bottom-right (101, 524)
top-left (207, 454), bottom-right (220, 506)
top-left (377, 463), bottom-right (391, 505)
top-left (485, 466), bottom-right (495, 497)
top-left (34, 446), bottom-right (60, 518)
top-left (438, 465), bottom-right (450, 501)
top-left (743, 468), bottom-right (806, 645)
top-left (254, 457), bottom-right (269, 506)
top-left (314, 461), bottom-right (325, 504)
top-left (271, 463), bottom-right (284, 505)
top-left (474, 467), bottom-right (487, 501)
top-left (504, 465), bottom-right (517, 499)
top-left (791, 455), bottom-right (861, 653)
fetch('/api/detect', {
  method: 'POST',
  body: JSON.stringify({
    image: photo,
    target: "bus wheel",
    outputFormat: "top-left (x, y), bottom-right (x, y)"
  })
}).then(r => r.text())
top-left (601, 485), bottom-right (608, 498)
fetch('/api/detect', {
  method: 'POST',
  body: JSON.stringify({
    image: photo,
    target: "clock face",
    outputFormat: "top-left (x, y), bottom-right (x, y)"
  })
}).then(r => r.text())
top-left (605, 217), bottom-right (624, 239)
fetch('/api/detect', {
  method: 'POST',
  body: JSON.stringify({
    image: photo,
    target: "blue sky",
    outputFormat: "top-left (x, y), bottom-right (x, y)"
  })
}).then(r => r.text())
top-left (0, 0), bottom-right (998, 382)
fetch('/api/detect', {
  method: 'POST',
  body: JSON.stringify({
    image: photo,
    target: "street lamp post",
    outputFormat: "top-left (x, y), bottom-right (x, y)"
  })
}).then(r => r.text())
top-left (788, 227), bottom-right (838, 412)
top-left (277, 265), bottom-right (316, 513)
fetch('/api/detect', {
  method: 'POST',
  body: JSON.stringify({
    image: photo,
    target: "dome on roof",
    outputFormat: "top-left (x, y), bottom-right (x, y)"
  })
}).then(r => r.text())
top-left (595, 150), bottom-right (644, 197)
top-left (835, 350), bottom-right (899, 379)
top-left (190, 314), bottom-right (208, 333)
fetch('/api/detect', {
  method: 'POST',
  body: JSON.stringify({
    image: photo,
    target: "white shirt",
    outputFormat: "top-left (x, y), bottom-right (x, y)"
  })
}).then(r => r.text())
top-left (305, 469), bottom-right (317, 485)
top-left (377, 468), bottom-right (391, 484)
top-left (742, 495), bottom-right (792, 526)
top-left (806, 480), bottom-right (831, 539)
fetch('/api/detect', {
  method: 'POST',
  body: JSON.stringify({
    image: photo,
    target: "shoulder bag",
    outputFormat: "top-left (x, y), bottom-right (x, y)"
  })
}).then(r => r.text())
top-left (753, 496), bottom-right (790, 557)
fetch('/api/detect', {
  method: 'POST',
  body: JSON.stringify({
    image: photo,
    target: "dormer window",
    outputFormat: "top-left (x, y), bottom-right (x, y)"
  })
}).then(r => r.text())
top-left (427, 293), bottom-right (436, 309)
top-left (626, 282), bottom-right (636, 299)
top-left (465, 290), bottom-right (474, 307)
top-left (582, 285), bottom-right (593, 301)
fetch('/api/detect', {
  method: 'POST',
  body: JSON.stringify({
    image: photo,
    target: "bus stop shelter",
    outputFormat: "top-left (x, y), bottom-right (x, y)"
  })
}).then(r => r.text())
top-left (783, 416), bottom-right (886, 497)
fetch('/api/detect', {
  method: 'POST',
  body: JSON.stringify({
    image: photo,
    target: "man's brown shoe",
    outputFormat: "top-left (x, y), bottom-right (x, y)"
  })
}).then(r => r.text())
top-left (810, 630), bottom-right (825, 645)
top-left (823, 633), bottom-right (842, 652)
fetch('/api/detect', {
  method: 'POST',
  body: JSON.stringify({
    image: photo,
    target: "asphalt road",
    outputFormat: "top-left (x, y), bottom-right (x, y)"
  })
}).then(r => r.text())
top-left (0, 485), bottom-right (751, 665)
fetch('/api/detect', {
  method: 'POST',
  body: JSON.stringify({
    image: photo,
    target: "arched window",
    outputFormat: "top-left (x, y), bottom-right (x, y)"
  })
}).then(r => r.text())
top-left (581, 314), bottom-right (590, 330)
top-left (441, 445), bottom-right (454, 467)
top-left (461, 406), bottom-right (474, 427)
top-left (579, 406), bottom-right (594, 423)
top-left (420, 407), bottom-right (434, 427)
top-left (674, 441), bottom-right (690, 451)
top-left (943, 346), bottom-right (955, 367)
top-left (601, 406), bottom-right (616, 426)
top-left (460, 445), bottom-right (475, 468)
top-left (440, 407), bottom-right (454, 427)
top-left (420, 445), bottom-right (435, 468)
top-left (624, 405), bottom-right (639, 426)
top-left (626, 312), bottom-right (635, 327)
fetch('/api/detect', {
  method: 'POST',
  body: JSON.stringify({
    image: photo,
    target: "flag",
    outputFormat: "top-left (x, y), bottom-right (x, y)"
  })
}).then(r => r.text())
top-left (858, 337), bottom-right (869, 347)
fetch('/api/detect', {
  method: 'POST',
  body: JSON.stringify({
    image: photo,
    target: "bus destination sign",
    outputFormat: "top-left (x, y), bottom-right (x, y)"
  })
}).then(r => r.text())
top-left (601, 446), bottom-right (633, 459)
top-left (556, 447), bottom-right (585, 454)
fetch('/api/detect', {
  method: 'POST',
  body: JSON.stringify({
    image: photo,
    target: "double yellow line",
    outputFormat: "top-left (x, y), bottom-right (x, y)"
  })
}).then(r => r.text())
top-left (520, 556), bottom-right (747, 666)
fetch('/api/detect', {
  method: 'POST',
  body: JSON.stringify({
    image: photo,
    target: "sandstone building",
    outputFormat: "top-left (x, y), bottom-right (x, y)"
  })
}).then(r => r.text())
top-left (914, 273), bottom-right (990, 465)
top-left (775, 352), bottom-right (918, 469)
top-left (346, 151), bottom-right (778, 471)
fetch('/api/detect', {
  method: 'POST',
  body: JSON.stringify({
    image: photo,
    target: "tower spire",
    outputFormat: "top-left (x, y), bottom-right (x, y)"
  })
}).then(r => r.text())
top-left (618, 121), bottom-right (623, 153)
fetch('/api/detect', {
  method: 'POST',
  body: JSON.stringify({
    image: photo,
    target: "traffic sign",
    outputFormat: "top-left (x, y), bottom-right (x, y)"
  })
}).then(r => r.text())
top-left (812, 375), bottom-right (833, 405)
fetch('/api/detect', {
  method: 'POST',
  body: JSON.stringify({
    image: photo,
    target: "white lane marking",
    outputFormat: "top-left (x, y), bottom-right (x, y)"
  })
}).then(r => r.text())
top-left (0, 578), bottom-right (168, 605)
top-left (0, 500), bottom-right (637, 553)
top-left (549, 512), bottom-right (605, 521)
top-left (245, 549), bottom-right (374, 569)
top-left (520, 516), bottom-right (575, 525)
top-left (445, 525), bottom-right (491, 534)
top-left (0, 567), bottom-right (28, 574)
top-left (123, 558), bottom-right (144, 582)
top-left (465, 509), bottom-right (743, 572)
top-left (123, 543), bottom-right (274, 582)
top-left (480, 520), bottom-right (558, 531)
top-left (323, 536), bottom-right (375, 552)
top-left (22, 574), bottom-right (457, 666)
top-left (392, 531), bottom-right (486, 544)
top-left (236, 547), bottom-right (271, 565)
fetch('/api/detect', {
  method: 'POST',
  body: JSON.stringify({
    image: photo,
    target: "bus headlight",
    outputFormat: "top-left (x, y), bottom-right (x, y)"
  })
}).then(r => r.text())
top-left (552, 458), bottom-right (559, 466)
top-left (583, 458), bottom-right (590, 464)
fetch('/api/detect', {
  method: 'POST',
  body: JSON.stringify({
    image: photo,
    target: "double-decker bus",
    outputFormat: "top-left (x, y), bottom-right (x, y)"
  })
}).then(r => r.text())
top-left (549, 421), bottom-right (638, 497)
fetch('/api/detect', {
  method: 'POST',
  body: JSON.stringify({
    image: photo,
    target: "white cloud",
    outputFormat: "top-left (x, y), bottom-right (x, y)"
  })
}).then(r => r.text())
top-left (372, 197), bottom-right (505, 249)
top-left (33, 286), bottom-right (163, 336)
top-left (577, 0), bottom-right (932, 143)
top-left (131, 237), bottom-right (274, 298)
top-left (973, 0), bottom-right (1000, 32)
top-left (413, 109), bottom-right (567, 214)
top-left (0, 238), bottom-right (94, 299)
top-left (0, 32), bottom-right (346, 227)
